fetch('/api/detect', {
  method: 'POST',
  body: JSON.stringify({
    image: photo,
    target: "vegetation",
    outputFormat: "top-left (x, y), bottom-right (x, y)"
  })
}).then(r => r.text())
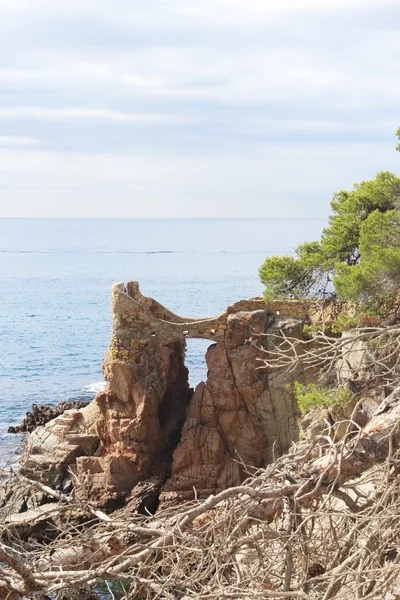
top-left (334, 208), bottom-right (400, 310)
top-left (259, 168), bottom-right (400, 312)
top-left (293, 381), bottom-right (351, 415)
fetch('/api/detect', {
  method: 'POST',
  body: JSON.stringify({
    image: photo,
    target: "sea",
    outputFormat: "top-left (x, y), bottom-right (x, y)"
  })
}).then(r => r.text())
top-left (0, 217), bottom-right (325, 462)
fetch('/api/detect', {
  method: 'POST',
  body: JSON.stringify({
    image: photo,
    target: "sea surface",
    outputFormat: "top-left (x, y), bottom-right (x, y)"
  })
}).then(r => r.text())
top-left (0, 217), bottom-right (325, 461)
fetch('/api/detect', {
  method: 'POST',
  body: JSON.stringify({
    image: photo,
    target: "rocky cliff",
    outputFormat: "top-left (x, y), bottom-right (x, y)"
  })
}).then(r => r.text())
top-left (19, 282), bottom-right (317, 509)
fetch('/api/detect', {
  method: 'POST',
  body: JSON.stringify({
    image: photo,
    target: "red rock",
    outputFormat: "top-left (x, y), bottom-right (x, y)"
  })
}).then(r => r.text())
top-left (17, 283), bottom-right (312, 511)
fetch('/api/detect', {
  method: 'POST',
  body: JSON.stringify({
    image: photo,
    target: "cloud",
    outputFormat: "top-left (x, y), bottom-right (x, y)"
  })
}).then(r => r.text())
top-left (169, 0), bottom-right (399, 26)
top-left (0, 135), bottom-right (41, 147)
top-left (0, 0), bottom-right (399, 217)
top-left (0, 0), bottom-right (397, 17)
top-left (0, 106), bottom-right (187, 123)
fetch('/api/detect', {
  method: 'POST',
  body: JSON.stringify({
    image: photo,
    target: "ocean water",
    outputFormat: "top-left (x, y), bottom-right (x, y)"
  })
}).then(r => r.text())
top-left (0, 218), bottom-right (325, 460)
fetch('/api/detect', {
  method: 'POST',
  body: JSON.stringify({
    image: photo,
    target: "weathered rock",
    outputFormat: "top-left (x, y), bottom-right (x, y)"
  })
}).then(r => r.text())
top-left (8, 400), bottom-right (90, 433)
top-left (161, 312), bottom-right (305, 501)
top-left (14, 282), bottom-right (318, 510)
top-left (125, 477), bottom-right (163, 514)
top-left (300, 407), bottom-right (334, 441)
top-left (19, 400), bottom-right (100, 488)
top-left (76, 339), bottom-right (192, 506)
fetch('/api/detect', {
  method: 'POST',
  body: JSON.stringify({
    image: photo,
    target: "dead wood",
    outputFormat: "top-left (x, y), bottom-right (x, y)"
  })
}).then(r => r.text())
top-left (2, 383), bottom-right (400, 598)
top-left (2, 325), bottom-right (400, 599)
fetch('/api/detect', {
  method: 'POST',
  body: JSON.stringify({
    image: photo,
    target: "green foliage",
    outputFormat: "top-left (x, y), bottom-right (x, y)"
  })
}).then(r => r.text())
top-left (293, 382), bottom-right (351, 415)
top-left (302, 323), bottom-right (326, 336)
top-left (259, 255), bottom-right (321, 300)
top-left (334, 210), bottom-right (400, 310)
top-left (259, 170), bottom-right (400, 309)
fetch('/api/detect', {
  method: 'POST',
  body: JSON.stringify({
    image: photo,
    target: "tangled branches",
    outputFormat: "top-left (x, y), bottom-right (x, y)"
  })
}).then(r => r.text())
top-left (256, 324), bottom-right (400, 387)
top-left (2, 382), bottom-right (400, 599)
top-left (2, 320), bottom-right (400, 599)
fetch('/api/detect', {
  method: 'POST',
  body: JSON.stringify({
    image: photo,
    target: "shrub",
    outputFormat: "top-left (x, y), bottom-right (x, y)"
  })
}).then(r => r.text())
top-left (293, 382), bottom-right (351, 415)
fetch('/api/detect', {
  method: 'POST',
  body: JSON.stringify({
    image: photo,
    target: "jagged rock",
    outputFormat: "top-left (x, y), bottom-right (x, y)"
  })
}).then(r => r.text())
top-left (75, 297), bottom-right (310, 507)
top-left (13, 282), bottom-right (318, 509)
top-left (161, 312), bottom-right (305, 501)
top-left (76, 339), bottom-right (192, 506)
top-left (125, 477), bottom-right (163, 514)
top-left (8, 400), bottom-right (90, 433)
top-left (299, 407), bottom-right (334, 441)
top-left (19, 401), bottom-right (100, 489)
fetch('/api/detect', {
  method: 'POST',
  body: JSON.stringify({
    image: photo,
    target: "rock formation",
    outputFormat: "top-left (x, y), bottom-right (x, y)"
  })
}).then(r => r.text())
top-left (76, 339), bottom-right (192, 508)
top-left (161, 311), bottom-right (305, 503)
top-left (8, 400), bottom-right (89, 433)
top-left (19, 282), bottom-right (320, 509)
top-left (20, 401), bottom-right (99, 490)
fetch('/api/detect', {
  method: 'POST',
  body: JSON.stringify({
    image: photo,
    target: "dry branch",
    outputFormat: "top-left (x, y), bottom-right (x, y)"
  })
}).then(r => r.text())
top-left (255, 324), bottom-right (400, 386)
top-left (2, 382), bottom-right (400, 598)
top-left (2, 324), bottom-right (400, 599)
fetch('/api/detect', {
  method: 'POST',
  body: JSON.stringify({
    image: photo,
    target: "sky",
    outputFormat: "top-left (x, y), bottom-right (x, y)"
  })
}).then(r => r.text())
top-left (0, 0), bottom-right (399, 218)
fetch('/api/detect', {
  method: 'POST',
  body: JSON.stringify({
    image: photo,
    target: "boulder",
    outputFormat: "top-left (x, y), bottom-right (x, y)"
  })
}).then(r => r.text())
top-left (19, 400), bottom-right (100, 489)
top-left (8, 400), bottom-right (90, 433)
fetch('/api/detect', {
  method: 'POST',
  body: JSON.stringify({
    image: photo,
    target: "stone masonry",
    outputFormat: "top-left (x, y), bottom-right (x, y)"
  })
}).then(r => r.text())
top-left (109, 280), bottom-right (323, 360)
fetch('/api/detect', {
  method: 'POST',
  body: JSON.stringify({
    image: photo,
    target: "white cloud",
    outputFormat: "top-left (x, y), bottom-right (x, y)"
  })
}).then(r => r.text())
top-left (169, 0), bottom-right (398, 24)
top-left (1, 0), bottom-right (396, 19)
top-left (0, 0), bottom-right (399, 217)
top-left (0, 135), bottom-right (41, 147)
top-left (0, 106), bottom-right (186, 123)
top-left (0, 0), bottom-right (113, 12)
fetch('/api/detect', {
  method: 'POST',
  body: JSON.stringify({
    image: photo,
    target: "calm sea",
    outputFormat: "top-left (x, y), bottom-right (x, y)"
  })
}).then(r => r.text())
top-left (0, 218), bottom-right (324, 459)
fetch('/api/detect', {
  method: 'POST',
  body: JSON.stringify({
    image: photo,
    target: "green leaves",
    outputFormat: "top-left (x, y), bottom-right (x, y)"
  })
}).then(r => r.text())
top-left (334, 209), bottom-right (400, 309)
top-left (259, 170), bottom-right (400, 310)
top-left (258, 256), bottom-right (312, 300)
top-left (293, 382), bottom-right (351, 415)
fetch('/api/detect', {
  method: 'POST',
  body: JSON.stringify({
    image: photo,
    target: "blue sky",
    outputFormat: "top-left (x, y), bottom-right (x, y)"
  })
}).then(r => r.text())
top-left (0, 0), bottom-right (399, 218)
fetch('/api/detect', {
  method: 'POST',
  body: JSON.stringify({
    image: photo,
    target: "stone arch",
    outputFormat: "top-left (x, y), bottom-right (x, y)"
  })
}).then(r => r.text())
top-left (110, 280), bottom-right (319, 362)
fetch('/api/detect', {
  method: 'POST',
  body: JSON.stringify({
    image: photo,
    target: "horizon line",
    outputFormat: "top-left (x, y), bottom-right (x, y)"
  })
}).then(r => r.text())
top-left (0, 216), bottom-right (327, 220)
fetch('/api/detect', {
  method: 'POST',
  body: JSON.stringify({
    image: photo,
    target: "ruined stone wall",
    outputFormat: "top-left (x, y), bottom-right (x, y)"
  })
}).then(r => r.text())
top-left (110, 282), bottom-right (228, 361)
top-left (109, 281), bottom-right (341, 363)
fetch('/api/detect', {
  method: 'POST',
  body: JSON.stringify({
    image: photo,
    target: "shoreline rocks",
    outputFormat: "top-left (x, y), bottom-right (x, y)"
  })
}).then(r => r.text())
top-left (8, 400), bottom-right (90, 434)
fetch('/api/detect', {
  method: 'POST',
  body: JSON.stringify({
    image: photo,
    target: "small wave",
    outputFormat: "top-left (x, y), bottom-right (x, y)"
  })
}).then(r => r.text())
top-left (82, 381), bottom-right (106, 393)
